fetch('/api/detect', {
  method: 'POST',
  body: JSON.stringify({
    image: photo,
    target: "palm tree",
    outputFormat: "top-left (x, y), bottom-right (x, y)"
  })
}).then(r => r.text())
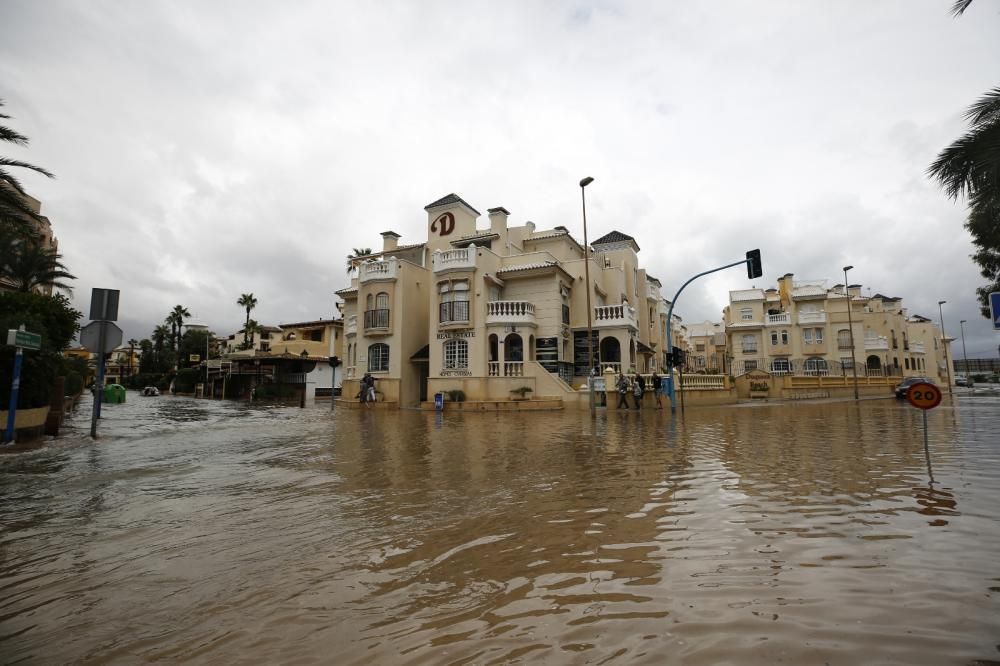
top-left (237, 293), bottom-right (257, 346)
top-left (243, 319), bottom-right (261, 350)
top-left (1, 238), bottom-right (76, 292)
top-left (928, 1), bottom-right (1000, 317)
top-left (166, 305), bottom-right (191, 354)
top-left (152, 325), bottom-right (169, 352)
top-left (127, 338), bottom-right (138, 378)
top-left (347, 247), bottom-right (373, 274)
top-left (1, 99), bottom-right (54, 235)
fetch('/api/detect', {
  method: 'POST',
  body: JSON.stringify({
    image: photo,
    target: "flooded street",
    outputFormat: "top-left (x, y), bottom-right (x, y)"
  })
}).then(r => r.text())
top-left (2, 395), bottom-right (1000, 664)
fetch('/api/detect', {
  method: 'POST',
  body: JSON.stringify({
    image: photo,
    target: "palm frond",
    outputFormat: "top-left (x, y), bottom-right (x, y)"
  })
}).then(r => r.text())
top-left (950, 0), bottom-right (974, 17)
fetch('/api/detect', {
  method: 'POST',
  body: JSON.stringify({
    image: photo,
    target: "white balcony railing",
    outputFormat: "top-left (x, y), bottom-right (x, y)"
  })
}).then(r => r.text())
top-left (486, 300), bottom-right (536, 325)
top-left (647, 283), bottom-right (660, 300)
top-left (865, 336), bottom-right (889, 351)
top-left (797, 311), bottom-right (827, 324)
top-left (766, 313), bottom-right (792, 325)
top-left (910, 341), bottom-right (925, 354)
top-left (488, 361), bottom-right (524, 377)
top-left (433, 248), bottom-right (476, 272)
top-left (594, 303), bottom-right (638, 330)
top-left (359, 258), bottom-right (398, 283)
top-left (345, 315), bottom-right (357, 336)
top-left (680, 374), bottom-right (726, 390)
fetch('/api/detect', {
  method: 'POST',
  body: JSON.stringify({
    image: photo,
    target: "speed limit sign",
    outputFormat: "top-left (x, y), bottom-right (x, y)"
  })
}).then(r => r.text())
top-left (906, 382), bottom-right (942, 410)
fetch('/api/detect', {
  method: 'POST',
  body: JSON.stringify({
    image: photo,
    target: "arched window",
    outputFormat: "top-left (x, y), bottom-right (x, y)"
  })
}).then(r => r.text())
top-left (375, 292), bottom-right (389, 310)
top-left (368, 343), bottom-right (389, 372)
top-left (439, 280), bottom-right (470, 323)
top-left (443, 339), bottom-right (468, 369)
top-left (781, 330), bottom-right (789, 344)
top-left (366, 293), bottom-right (374, 310)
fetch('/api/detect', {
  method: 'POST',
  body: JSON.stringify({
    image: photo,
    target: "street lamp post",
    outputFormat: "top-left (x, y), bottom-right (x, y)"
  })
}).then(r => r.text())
top-left (938, 300), bottom-right (952, 394)
top-left (843, 266), bottom-right (859, 400)
top-left (959, 319), bottom-right (971, 390)
top-left (580, 176), bottom-right (596, 417)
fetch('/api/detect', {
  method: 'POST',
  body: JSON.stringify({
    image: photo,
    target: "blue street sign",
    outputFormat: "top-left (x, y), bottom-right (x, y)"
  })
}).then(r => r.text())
top-left (991, 292), bottom-right (1000, 330)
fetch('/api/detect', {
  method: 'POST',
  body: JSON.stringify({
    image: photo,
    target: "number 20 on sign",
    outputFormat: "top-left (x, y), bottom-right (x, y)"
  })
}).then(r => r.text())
top-left (906, 383), bottom-right (942, 410)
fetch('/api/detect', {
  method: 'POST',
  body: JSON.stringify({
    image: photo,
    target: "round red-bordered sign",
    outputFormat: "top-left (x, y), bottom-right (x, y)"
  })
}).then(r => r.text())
top-left (906, 382), bottom-right (942, 410)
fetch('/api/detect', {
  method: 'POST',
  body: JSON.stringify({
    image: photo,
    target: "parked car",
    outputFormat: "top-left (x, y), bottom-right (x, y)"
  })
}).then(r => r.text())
top-left (955, 375), bottom-right (971, 387)
top-left (894, 376), bottom-right (936, 399)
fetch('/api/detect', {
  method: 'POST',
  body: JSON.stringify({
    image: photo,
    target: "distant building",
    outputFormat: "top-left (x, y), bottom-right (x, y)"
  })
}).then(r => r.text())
top-left (723, 274), bottom-right (953, 384)
top-left (335, 193), bottom-right (675, 407)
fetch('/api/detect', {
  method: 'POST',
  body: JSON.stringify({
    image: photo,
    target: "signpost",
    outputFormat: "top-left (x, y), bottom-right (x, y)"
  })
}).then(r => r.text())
top-left (82, 288), bottom-right (121, 439)
top-left (906, 381), bottom-right (943, 480)
top-left (4, 325), bottom-right (42, 444)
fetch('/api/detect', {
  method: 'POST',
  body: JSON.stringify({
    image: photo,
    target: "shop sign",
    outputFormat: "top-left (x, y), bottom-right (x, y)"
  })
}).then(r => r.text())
top-left (437, 331), bottom-right (475, 339)
top-left (440, 370), bottom-right (472, 376)
top-left (746, 368), bottom-right (771, 393)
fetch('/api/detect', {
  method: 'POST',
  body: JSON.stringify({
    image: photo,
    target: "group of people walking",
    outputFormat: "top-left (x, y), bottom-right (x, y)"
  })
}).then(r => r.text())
top-left (615, 371), bottom-right (664, 409)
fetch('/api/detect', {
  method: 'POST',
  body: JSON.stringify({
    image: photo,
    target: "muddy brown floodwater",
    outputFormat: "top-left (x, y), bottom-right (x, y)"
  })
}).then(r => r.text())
top-left (2, 394), bottom-right (999, 664)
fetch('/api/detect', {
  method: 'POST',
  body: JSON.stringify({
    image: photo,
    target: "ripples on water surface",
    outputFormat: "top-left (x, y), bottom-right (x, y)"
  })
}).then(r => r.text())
top-left (2, 395), bottom-right (999, 664)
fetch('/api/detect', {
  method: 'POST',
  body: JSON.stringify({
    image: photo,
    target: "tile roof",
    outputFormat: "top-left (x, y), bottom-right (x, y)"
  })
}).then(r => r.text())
top-left (592, 230), bottom-right (635, 245)
top-left (498, 261), bottom-right (559, 273)
top-left (424, 193), bottom-right (481, 215)
top-left (279, 318), bottom-right (342, 329)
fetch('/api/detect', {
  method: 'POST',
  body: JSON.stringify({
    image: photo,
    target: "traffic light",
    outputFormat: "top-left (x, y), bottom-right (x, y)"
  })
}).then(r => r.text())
top-left (327, 355), bottom-right (341, 367)
top-left (746, 249), bottom-right (762, 279)
top-left (665, 352), bottom-right (674, 368)
top-left (671, 346), bottom-right (685, 368)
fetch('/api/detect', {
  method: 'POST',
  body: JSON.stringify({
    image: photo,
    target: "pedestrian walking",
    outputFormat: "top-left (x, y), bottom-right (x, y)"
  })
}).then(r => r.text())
top-left (358, 375), bottom-right (368, 405)
top-left (364, 373), bottom-right (376, 406)
top-left (616, 373), bottom-right (630, 409)
top-left (632, 373), bottom-right (644, 409)
top-left (651, 371), bottom-right (663, 409)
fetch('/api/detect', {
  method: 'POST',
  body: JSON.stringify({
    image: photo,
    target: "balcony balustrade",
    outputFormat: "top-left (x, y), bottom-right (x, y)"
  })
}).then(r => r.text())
top-left (359, 259), bottom-right (398, 283)
top-left (593, 303), bottom-right (638, 330)
top-left (486, 300), bottom-right (536, 325)
top-left (797, 311), bottom-right (827, 324)
top-left (864, 336), bottom-right (889, 351)
top-left (433, 248), bottom-right (477, 272)
top-left (488, 361), bottom-right (524, 377)
top-left (766, 313), bottom-right (792, 325)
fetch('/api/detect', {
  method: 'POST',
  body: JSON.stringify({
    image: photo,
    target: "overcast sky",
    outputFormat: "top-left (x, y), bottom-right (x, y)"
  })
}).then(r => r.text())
top-left (2, 0), bottom-right (999, 357)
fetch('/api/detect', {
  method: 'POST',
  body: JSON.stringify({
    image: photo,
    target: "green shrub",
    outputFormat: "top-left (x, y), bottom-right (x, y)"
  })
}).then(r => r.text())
top-left (446, 389), bottom-right (466, 402)
top-left (173, 368), bottom-right (201, 393)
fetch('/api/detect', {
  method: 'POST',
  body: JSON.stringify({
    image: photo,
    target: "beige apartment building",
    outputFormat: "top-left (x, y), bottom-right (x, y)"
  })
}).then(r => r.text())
top-left (1, 193), bottom-right (59, 295)
top-left (684, 321), bottom-right (727, 373)
top-left (335, 193), bottom-right (673, 408)
top-left (724, 274), bottom-right (952, 384)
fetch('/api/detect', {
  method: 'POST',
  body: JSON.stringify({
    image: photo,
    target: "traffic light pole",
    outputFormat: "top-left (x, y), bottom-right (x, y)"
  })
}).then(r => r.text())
top-left (665, 257), bottom-right (755, 413)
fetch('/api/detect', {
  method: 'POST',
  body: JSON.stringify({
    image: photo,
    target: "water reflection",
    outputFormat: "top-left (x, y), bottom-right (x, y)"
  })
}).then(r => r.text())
top-left (1, 395), bottom-right (998, 664)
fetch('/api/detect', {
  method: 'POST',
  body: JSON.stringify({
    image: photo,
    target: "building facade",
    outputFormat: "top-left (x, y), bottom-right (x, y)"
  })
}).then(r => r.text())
top-left (335, 193), bottom-right (673, 407)
top-left (724, 274), bottom-right (952, 384)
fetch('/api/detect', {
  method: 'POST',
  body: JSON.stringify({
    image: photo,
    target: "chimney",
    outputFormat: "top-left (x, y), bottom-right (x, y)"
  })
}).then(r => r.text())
top-left (847, 283), bottom-right (862, 297)
top-left (381, 230), bottom-right (401, 253)
top-left (488, 207), bottom-right (510, 235)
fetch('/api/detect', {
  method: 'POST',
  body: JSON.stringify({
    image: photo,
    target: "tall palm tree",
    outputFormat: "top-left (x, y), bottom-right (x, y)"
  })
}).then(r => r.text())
top-left (346, 247), bottom-right (373, 274)
top-left (237, 293), bottom-right (257, 346)
top-left (166, 305), bottom-right (191, 354)
top-left (127, 338), bottom-right (138, 378)
top-left (928, 1), bottom-right (1000, 317)
top-left (1, 99), bottom-right (54, 235)
top-left (2, 238), bottom-right (76, 292)
top-left (152, 325), bottom-right (169, 352)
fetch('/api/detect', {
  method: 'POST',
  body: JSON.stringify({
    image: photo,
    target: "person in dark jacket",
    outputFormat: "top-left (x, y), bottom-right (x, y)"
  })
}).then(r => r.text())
top-left (633, 373), bottom-right (645, 409)
top-left (651, 371), bottom-right (663, 409)
top-left (616, 373), bottom-right (630, 409)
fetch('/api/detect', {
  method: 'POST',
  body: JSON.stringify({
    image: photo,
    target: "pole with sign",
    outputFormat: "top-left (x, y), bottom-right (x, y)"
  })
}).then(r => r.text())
top-left (83, 288), bottom-right (121, 439)
top-left (906, 381), bottom-right (943, 475)
top-left (4, 325), bottom-right (42, 444)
